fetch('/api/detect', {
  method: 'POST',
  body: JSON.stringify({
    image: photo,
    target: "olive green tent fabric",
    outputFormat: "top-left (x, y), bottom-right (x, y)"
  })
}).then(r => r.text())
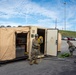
top-left (0, 27), bottom-right (29, 61)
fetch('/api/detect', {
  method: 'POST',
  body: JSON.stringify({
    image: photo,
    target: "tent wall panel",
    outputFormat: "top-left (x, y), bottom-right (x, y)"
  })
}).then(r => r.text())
top-left (0, 28), bottom-right (15, 60)
top-left (0, 27), bottom-right (30, 61)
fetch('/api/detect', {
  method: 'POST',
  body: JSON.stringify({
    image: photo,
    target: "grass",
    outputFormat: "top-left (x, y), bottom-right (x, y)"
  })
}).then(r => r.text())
top-left (58, 53), bottom-right (71, 58)
top-left (59, 30), bottom-right (76, 37)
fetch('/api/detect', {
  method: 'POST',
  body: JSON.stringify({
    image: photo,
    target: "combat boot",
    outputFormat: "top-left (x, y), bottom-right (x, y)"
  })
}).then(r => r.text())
top-left (29, 60), bottom-right (34, 65)
top-left (34, 60), bottom-right (38, 64)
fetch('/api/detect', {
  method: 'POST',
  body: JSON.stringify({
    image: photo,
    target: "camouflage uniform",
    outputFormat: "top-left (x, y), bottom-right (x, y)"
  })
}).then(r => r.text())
top-left (67, 41), bottom-right (76, 56)
top-left (30, 38), bottom-right (40, 65)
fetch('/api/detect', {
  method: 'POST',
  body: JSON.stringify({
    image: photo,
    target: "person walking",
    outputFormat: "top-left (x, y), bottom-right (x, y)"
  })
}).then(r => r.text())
top-left (30, 34), bottom-right (40, 65)
top-left (67, 40), bottom-right (76, 56)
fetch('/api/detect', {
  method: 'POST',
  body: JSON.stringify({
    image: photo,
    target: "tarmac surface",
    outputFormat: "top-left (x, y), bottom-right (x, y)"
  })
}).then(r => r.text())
top-left (0, 40), bottom-right (76, 75)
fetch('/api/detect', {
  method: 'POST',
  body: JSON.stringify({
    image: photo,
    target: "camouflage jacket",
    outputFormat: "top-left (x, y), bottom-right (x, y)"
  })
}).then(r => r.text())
top-left (32, 39), bottom-right (40, 49)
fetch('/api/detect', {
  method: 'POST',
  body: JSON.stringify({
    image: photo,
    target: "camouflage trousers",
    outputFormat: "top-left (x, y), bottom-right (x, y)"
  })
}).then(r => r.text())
top-left (30, 48), bottom-right (40, 62)
top-left (69, 46), bottom-right (76, 56)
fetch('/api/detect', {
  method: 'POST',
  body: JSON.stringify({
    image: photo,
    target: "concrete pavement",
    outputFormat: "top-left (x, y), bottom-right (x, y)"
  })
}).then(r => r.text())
top-left (0, 40), bottom-right (76, 75)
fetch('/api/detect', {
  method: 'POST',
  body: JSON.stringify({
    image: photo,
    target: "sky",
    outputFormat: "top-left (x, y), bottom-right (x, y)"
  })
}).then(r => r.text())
top-left (0, 0), bottom-right (76, 31)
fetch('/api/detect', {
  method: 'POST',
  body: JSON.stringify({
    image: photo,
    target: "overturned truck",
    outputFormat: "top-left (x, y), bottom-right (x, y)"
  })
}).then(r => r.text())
top-left (0, 26), bottom-right (61, 62)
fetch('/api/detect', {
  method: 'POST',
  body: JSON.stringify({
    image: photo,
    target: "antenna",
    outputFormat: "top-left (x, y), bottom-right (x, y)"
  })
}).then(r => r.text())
top-left (55, 18), bottom-right (57, 29)
top-left (64, 2), bottom-right (66, 30)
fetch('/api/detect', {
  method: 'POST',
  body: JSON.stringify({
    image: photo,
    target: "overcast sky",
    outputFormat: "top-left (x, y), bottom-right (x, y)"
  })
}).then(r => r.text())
top-left (0, 0), bottom-right (76, 31)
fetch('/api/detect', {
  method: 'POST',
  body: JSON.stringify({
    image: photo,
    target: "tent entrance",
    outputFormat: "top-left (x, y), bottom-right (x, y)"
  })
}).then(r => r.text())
top-left (37, 29), bottom-right (45, 55)
top-left (16, 33), bottom-right (27, 58)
